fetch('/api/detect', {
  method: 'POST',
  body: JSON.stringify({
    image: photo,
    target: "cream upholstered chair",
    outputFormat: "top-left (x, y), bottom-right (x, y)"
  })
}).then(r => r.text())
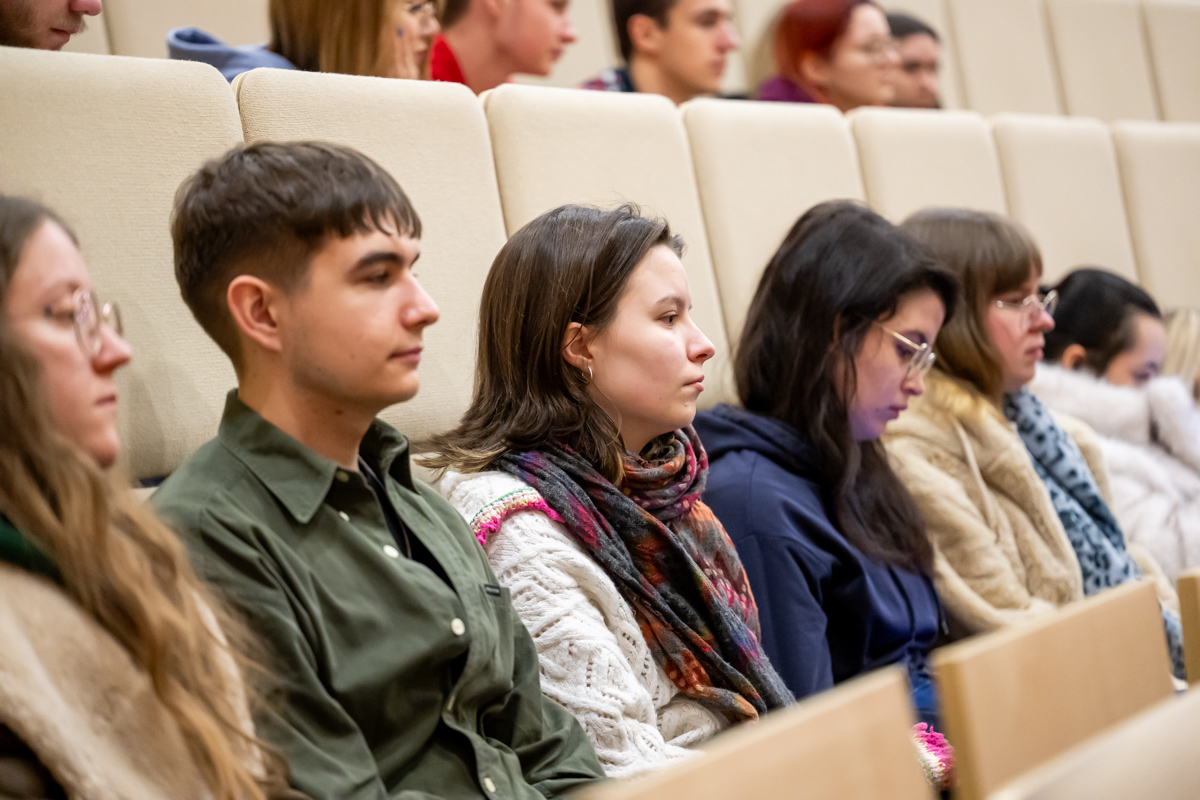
top-left (991, 113), bottom-right (1138, 284)
top-left (944, 0), bottom-right (1062, 115)
top-left (61, 11), bottom-right (112, 55)
top-left (101, 0), bottom-right (269, 58)
top-left (987, 690), bottom-right (1200, 800)
top-left (1177, 567), bottom-right (1200, 685)
top-left (734, 0), bottom-right (786, 95)
top-left (233, 70), bottom-right (508, 448)
top-left (934, 581), bottom-right (1175, 800)
top-left (682, 99), bottom-right (864, 342)
top-left (1043, 0), bottom-right (1159, 122)
top-left (574, 667), bottom-right (934, 800)
top-left (482, 84), bottom-right (734, 405)
top-left (1143, 0), bottom-right (1200, 123)
top-left (848, 107), bottom-right (1006, 222)
top-left (0, 47), bottom-right (244, 481)
top-left (1111, 121), bottom-right (1200, 308)
top-left (883, 0), bottom-right (965, 109)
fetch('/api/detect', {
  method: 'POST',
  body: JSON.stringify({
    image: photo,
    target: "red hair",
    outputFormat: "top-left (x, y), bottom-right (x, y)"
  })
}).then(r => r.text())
top-left (774, 0), bottom-right (872, 85)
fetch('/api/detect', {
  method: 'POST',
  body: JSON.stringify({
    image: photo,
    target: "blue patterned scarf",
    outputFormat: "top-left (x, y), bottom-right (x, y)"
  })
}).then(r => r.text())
top-left (1005, 389), bottom-right (1184, 678)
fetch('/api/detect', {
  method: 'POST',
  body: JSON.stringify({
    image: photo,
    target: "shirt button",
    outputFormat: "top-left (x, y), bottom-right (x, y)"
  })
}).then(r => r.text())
top-left (383, 544), bottom-right (400, 559)
top-left (483, 777), bottom-right (496, 793)
top-left (451, 618), bottom-right (466, 636)
top-left (446, 693), bottom-right (455, 712)
top-left (335, 470), bottom-right (350, 483)
top-left (338, 511), bottom-right (350, 522)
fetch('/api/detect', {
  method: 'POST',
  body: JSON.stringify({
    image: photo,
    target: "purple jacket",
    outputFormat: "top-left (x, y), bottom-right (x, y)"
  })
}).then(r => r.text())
top-left (758, 75), bottom-right (817, 103)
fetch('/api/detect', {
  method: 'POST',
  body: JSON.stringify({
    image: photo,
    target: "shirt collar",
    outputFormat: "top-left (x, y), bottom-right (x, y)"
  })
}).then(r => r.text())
top-left (216, 390), bottom-right (415, 524)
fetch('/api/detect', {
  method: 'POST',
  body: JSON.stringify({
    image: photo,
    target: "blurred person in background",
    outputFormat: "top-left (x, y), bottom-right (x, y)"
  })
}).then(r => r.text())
top-left (887, 10), bottom-right (940, 109)
top-left (1164, 308), bottom-right (1200, 403)
top-left (0, 0), bottom-right (101, 49)
top-left (888, 209), bottom-right (1185, 681)
top-left (431, 0), bottom-right (576, 92)
top-left (169, 0), bottom-right (440, 82)
top-left (581, 0), bottom-right (740, 105)
top-left (1033, 268), bottom-right (1200, 582)
top-left (758, 0), bottom-right (897, 109)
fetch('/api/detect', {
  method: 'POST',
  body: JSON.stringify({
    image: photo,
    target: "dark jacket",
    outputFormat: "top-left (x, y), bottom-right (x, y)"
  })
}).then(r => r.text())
top-left (694, 404), bottom-right (942, 727)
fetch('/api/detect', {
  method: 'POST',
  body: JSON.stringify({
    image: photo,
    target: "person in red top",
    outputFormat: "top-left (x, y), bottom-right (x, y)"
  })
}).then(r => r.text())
top-left (430, 0), bottom-right (577, 93)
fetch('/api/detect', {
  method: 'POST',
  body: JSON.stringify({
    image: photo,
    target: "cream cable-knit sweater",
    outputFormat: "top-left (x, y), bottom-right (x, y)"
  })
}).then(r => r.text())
top-left (439, 470), bottom-right (724, 778)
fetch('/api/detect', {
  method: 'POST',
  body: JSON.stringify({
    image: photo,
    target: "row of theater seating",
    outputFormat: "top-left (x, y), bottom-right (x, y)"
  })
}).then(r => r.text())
top-left (580, 576), bottom-right (1200, 799)
top-left (1, 44), bottom-right (1198, 486)
top-left (65, 0), bottom-right (1200, 123)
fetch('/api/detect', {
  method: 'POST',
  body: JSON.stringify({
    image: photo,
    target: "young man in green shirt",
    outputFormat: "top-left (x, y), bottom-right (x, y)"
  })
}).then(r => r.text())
top-left (152, 141), bottom-right (605, 800)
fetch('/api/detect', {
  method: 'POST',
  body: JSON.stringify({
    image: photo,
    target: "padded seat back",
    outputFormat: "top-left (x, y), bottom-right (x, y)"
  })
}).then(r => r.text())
top-left (483, 84), bottom-right (734, 405)
top-left (1112, 121), bottom-right (1200, 308)
top-left (1177, 567), bottom-right (1200, 684)
top-left (945, 0), bottom-right (1062, 114)
top-left (1044, 0), bottom-right (1159, 122)
top-left (934, 581), bottom-right (1175, 800)
top-left (102, 0), bottom-right (269, 58)
top-left (234, 70), bottom-right (509, 446)
top-left (992, 113), bottom-right (1137, 284)
top-left (683, 99), bottom-right (864, 342)
top-left (883, 0), bottom-right (965, 109)
top-left (849, 107), bottom-right (1005, 222)
top-left (1143, 0), bottom-right (1200, 123)
top-left (0, 48), bottom-right (244, 480)
top-left (574, 667), bottom-right (933, 800)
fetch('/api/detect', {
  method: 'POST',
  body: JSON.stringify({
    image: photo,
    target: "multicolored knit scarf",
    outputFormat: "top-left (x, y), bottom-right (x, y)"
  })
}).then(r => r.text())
top-left (494, 427), bottom-right (794, 722)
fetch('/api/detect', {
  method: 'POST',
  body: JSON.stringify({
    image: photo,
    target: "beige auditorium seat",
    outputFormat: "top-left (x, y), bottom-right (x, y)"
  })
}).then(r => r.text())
top-left (1044, 0), bottom-right (1159, 122)
top-left (934, 581), bottom-right (1175, 800)
top-left (991, 113), bottom-right (1137, 284)
top-left (102, 0), bottom-right (269, 59)
top-left (234, 70), bottom-right (509, 446)
top-left (883, 0), bottom-right (965, 109)
top-left (0, 47), bottom-right (244, 480)
top-left (482, 84), bottom-right (734, 405)
top-left (988, 690), bottom-right (1200, 800)
top-left (518, 0), bottom-right (620, 89)
top-left (682, 99), bottom-right (864, 341)
top-left (1143, 0), bottom-right (1200, 123)
top-left (575, 667), bottom-right (933, 800)
top-left (1111, 121), bottom-right (1200, 308)
top-left (945, 0), bottom-right (1062, 115)
top-left (61, 11), bottom-right (112, 55)
top-left (1177, 567), bottom-right (1200, 684)
top-left (732, 0), bottom-right (786, 95)
top-left (849, 107), bottom-right (1006, 223)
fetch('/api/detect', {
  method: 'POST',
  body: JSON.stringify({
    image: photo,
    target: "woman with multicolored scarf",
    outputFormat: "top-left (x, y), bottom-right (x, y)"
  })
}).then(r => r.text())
top-left (887, 208), bottom-right (1184, 681)
top-left (426, 204), bottom-right (793, 778)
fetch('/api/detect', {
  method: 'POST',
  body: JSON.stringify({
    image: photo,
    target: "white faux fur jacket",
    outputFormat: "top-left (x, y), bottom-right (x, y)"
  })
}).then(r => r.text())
top-left (0, 563), bottom-right (258, 800)
top-left (439, 470), bottom-right (723, 779)
top-left (1032, 366), bottom-right (1200, 581)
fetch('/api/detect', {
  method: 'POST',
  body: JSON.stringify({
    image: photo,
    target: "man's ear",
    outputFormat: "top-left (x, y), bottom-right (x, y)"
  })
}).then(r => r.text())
top-left (628, 13), bottom-right (665, 58)
top-left (561, 321), bottom-right (594, 373)
top-left (483, 0), bottom-right (508, 20)
top-left (227, 276), bottom-right (285, 355)
top-left (1061, 343), bottom-right (1089, 372)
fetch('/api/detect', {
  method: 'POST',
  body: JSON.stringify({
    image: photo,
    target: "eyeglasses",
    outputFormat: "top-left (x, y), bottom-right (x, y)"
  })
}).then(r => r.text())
top-left (860, 37), bottom-right (899, 64)
top-left (994, 289), bottom-right (1058, 330)
top-left (875, 322), bottom-right (936, 379)
top-left (42, 288), bottom-right (123, 358)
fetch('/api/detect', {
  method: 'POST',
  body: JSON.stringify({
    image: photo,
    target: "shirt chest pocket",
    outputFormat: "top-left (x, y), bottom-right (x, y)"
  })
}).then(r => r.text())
top-left (474, 583), bottom-right (516, 689)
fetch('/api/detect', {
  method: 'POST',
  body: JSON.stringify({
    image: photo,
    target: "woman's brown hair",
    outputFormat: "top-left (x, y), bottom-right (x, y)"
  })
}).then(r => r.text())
top-left (901, 208), bottom-right (1042, 401)
top-left (0, 196), bottom-right (290, 800)
top-left (425, 204), bottom-right (682, 483)
top-left (270, 0), bottom-right (397, 77)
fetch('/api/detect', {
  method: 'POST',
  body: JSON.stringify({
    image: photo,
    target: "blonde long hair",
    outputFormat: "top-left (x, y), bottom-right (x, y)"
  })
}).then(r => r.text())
top-left (0, 197), bottom-right (287, 800)
top-left (270, 0), bottom-right (402, 77)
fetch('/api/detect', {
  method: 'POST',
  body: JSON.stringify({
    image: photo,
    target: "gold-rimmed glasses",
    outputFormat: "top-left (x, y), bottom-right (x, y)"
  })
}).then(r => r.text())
top-left (875, 322), bottom-right (936, 379)
top-left (994, 289), bottom-right (1058, 330)
top-left (42, 288), bottom-right (123, 358)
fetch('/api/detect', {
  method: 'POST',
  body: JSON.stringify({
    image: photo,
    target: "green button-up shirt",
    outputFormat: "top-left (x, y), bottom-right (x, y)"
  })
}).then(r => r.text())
top-left (152, 392), bottom-right (603, 800)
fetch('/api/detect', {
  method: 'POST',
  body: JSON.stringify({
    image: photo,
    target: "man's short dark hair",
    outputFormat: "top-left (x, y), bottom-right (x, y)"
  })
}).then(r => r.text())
top-left (172, 141), bottom-right (422, 369)
top-left (613, 0), bottom-right (679, 63)
top-left (887, 11), bottom-right (938, 41)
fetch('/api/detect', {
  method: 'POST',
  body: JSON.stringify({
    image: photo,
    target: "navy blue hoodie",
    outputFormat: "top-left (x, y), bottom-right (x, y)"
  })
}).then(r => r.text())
top-left (695, 404), bottom-right (941, 727)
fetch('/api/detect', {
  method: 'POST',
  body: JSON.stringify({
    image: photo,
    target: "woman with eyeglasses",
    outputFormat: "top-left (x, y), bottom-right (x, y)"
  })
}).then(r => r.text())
top-left (888, 208), bottom-right (1184, 679)
top-left (0, 195), bottom-right (303, 800)
top-left (169, 0), bottom-right (441, 82)
top-left (758, 0), bottom-right (899, 109)
top-left (693, 203), bottom-right (956, 778)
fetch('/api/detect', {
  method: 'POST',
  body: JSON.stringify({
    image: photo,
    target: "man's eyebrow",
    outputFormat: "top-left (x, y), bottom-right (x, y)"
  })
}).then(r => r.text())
top-left (350, 251), bottom-right (407, 271)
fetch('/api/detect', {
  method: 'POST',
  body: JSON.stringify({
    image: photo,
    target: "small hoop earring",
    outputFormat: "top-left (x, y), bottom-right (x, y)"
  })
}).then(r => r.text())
top-left (587, 365), bottom-right (594, 382)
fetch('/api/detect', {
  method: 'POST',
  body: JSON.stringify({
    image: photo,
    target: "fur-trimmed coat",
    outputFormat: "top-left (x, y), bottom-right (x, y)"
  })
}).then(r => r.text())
top-left (1032, 366), bottom-right (1200, 582)
top-left (0, 563), bottom-right (253, 800)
